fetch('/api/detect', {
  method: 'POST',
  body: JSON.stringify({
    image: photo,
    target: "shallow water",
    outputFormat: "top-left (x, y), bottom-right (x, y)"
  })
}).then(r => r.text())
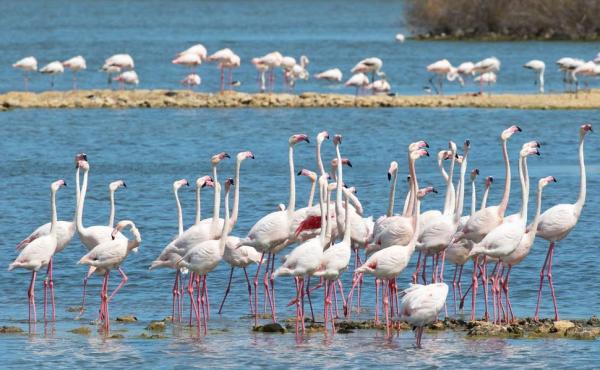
top-left (1, 0), bottom-right (600, 95)
top-left (0, 107), bottom-right (599, 368)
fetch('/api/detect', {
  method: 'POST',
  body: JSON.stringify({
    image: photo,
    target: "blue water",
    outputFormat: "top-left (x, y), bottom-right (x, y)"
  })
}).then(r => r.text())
top-left (1, 107), bottom-right (599, 368)
top-left (1, 0), bottom-right (600, 95)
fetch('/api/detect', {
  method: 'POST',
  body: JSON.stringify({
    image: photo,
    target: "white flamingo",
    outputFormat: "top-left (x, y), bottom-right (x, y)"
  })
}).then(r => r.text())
top-left (345, 73), bottom-right (369, 96)
top-left (352, 57), bottom-right (383, 82)
top-left (40, 61), bottom-right (64, 88)
top-left (426, 59), bottom-right (463, 94)
top-left (399, 283), bottom-right (449, 348)
top-left (177, 44), bottom-right (208, 61)
top-left (113, 70), bottom-right (139, 88)
top-left (62, 56), bottom-right (86, 90)
top-left (315, 68), bottom-right (343, 83)
top-left (12, 56), bottom-right (37, 90)
top-left (181, 73), bottom-right (201, 89)
top-left (524, 60), bottom-right (545, 93)
top-left (473, 56), bottom-right (500, 94)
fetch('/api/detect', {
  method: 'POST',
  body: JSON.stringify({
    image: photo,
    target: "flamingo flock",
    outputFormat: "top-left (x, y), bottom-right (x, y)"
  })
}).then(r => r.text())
top-left (13, 44), bottom-right (600, 95)
top-left (8, 123), bottom-right (591, 348)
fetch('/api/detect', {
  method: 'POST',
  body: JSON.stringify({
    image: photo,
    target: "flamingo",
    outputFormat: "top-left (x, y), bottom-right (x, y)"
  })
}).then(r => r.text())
top-left (345, 73), bottom-right (369, 96)
top-left (315, 68), bottom-right (343, 83)
top-left (367, 72), bottom-right (391, 94)
top-left (181, 73), bottom-right (201, 89)
top-left (251, 57), bottom-right (270, 92)
top-left (178, 178), bottom-right (235, 334)
top-left (351, 57), bottom-right (383, 82)
top-left (78, 220), bottom-right (141, 332)
top-left (239, 134), bottom-right (309, 326)
top-left (257, 51), bottom-right (283, 90)
top-left (395, 33), bottom-right (406, 43)
top-left (399, 283), bottom-right (449, 348)
top-left (534, 123), bottom-right (592, 321)
top-left (75, 160), bottom-right (127, 314)
top-left (468, 143), bottom-right (540, 323)
top-left (453, 125), bottom-right (520, 320)
top-left (474, 72), bottom-right (497, 95)
top-left (556, 57), bottom-right (584, 93)
top-left (113, 71), bottom-right (139, 89)
top-left (62, 56), bottom-right (86, 90)
top-left (12, 56), bottom-right (37, 90)
top-left (208, 48), bottom-right (240, 92)
top-left (572, 61), bottom-right (600, 92)
top-left (172, 53), bottom-right (201, 70)
top-left (426, 59), bottom-right (463, 94)
top-left (8, 179), bottom-right (66, 326)
top-left (500, 176), bottom-right (556, 323)
top-left (40, 61), bottom-right (64, 88)
top-left (177, 44), bottom-right (208, 61)
top-left (457, 61), bottom-right (475, 83)
top-left (108, 180), bottom-right (127, 228)
top-left (298, 169), bottom-right (317, 207)
top-left (284, 56), bottom-right (310, 90)
top-left (101, 54), bottom-right (134, 86)
top-left (273, 175), bottom-right (329, 335)
top-left (524, 60), bottom-right (545, 93)
top-left (473, 57), bottom-right (500, 94)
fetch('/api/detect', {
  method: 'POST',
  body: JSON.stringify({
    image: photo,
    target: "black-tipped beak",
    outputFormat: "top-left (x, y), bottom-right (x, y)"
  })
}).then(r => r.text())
top-left (250, 154), bottom-right (255, 159)
top-left (347, 161), bottom-right (353, 168)
top-left (535, 141), bottom-right (541, 148)
top-left (432, 188), bottom-right (438, 193)
top-left (535, 150), bottom-right (541, 156)
top-left (185, 181), bottom-right (190, 186)
top-left (465, 139), bottom-right (471, 146)
top-left (297, 170), bottom-right (303, 176)
top-left (82, 154), bottom-right (88, 161)
top-left (425, 151), bottom-right (430, 157)
top-left (387, 172), bottom-right (392, 181)
top-left (112, 235), bottom-right (116, 240)
top-left (304, 138), bottom-right (310, 143)
top-left (516, 126), bottom-right (522, 132)
top-left (424, 141), bottom-right (429, 148)
top-left (552, 177), bottom-right (557, 182)
top-left (122, 182), bottom-right (127, 188)
top-left (63, 181), bottom-right (67, 187)
top-left (342, 183), bottom-right (348, 188)
top-left (201, 183), bottom-right (207, 188)
top-left (224, 153), bottom-right (231, 158)
top-left (475, 169), bottom-right (480, 175)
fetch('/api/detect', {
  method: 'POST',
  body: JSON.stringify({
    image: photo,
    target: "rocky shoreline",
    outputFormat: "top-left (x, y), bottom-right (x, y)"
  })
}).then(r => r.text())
top-left (1, 90), bottom-right (600, 110)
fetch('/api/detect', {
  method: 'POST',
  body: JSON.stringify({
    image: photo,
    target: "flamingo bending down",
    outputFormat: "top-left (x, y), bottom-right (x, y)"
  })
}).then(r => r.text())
top-left (473, 57), bottom-right (500, 94)
top-left (40, 61), bottom-right (64, 88)
top-left (178, 178), bottom-right (235, 334)
top-left (181, 74), bottom-right (201, 89)
top-left (352, 57), bottom-right (383, 82)
top-left (556, 57), bottom-right (585, 93)
top-left (62, 56), bottom-right (86, 90)
top-left (9, 180), bottom-right (66, 325)
top-left (457, 61), bottom-right (475, 83)
top-left (177, 44), bottom-right (208, 61)
top-left (284, 56), bottom-right (310, 90)
top-left (172, 53), bottom-right (201, 71)
top-left (315, 68), bottom-right (343, 83)
top-left (399, 283), bottom-right (449, 348)
top-left (273, 175), bottom-right (329, 335)
top-left (426, 59), bottom-right (463, 94)
top-left (113, 71), bottom-right (139, 89)
top-left (534, 123), bottom-right (592, 321)
top-left (101, 54), bottom-right (134, 86)
top-left (78, 220), bottom-right (141, 332)
top-left (367, 72), bottom-right (391, 94)
top-left (345, 73), bottom-right (369, 96)
top-left (208, 48), bottom-right (240, 92)
top-left (524, 60), bottom-right (545, 93)
top-left (12, 56), bottom-right (38, 90)
top-left (251, 58), bottom-right (270, 92)
top-left (239, 134), bottom-right (309, 326)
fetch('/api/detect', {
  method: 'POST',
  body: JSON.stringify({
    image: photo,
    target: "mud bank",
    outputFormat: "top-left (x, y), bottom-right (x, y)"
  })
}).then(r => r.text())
top-left (1, 90), bottom-right (600, 110)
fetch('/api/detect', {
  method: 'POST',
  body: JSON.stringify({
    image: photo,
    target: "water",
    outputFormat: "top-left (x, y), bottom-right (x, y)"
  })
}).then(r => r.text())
top-left (1, 0), bottom-right (599, 95)
top-left (0, 107), bottom-right (599, 368)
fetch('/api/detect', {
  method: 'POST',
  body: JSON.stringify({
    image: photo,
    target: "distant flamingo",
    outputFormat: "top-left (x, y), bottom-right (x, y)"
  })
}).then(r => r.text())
top-left (315, 68), bottom-right (343, 83)
top-left (172, 53), bottom-right (201, 70)
top-left (113, 70), bottom-right (139, 89)
top-left (400, 283), bottom-right (448, 348)
top-left (457, 61), bottom-right (475, 83)
top-left (367, 72), bottom-right (391, 94)
top-left (251, 57), bottom-right (270, 92)
top-left (177, 44), bottom-right (208, 61)
top-left (426, 59), bottom-right (463, 94)
top-left (556, 57), bottom-right (584, 92)
top-left (524, 60), bottom-right (545, 93)
top-left (62, 56), bottom-right (86, 90)
top-left (101, 54), bottom-right (134, 86)
top-left (78, 220), bottom-right (141, 332)
top-left (208, 48), bottom-right (240, 92)
top-left (9, 179), bottom-right (66, 325)
top-left (473, 57), bottom-right (500, 94)
top-left (40, 61), bottom-right (64, 88)
top-left (345, 73), bottom-right (369, 96)
top-left (534, 123), bottom-right (592, 321)
top-left (352, 57), bottom-right (383, 82)
top-left (12, 56), bottom-right (37, 90)
top-left (181, 74), bottom-right (201, 89)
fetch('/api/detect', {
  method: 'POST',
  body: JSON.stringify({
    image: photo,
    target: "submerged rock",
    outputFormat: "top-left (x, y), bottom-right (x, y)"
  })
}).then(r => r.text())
top-left (116, 315), bottom-right (138, 323)
top-left (551, 320), bottom-right (575, 333)
top-left (109, 333), bottom-right (125, 339)
top-left (69, 326), bottom-right (92, 335)
top-left (0, 326), bottom-right (24, 334)
top-left (139, 332), bottom-right (166, 339)
top-left (146, 321), bottom-right (166, 332)
top-left (253, 323), bottom-right (286, 333)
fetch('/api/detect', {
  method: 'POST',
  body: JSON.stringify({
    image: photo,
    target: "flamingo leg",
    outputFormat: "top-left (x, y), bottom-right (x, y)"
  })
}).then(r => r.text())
top-left (470, 256), bottom-right (479, 321)
top-left (332, 280), bottom-right (340, 319)
top-left (452, 265), bottom-right (458, 313)
top-left (172, 270), bottom-right (179, 322)
top-left (294, 277), bottom-right (300, 335)
top-left (502, 265), bottom-right (515, 322)
top-left (108, 268), bottom-right (128, 302)
top-left (28, 271), bottom-right (37, 324)
top-left (546, 243), bottom-right (560, 321)
top-left (263, 254), bottom-right (270, 314)
top-left (218, 267), bottom-right (234, 315)
top-left (346, 272), bottom-right (361, 318)
top-left (323, 280), bottom-right (329, 335)
top-left (375, 278), bottom-right (380, 324)
top-left (337, 279), bottom-right (347, 317)
top-left (412, 251), bottom-right (422, 284)
top-left (188, 273), bottom-right (199, 326)
top-left (269, 253), bottom-right (277, 321)
top-left (422, 255), bottom-right (428, 284)
top-left (534, 242), bottom-right (553, 321)
top-left (253, 252), bottom-right (265, 327)
top-left (243, 267), bottom-right (253, 316)
top-left (382, 279), bottom-right (390, 337)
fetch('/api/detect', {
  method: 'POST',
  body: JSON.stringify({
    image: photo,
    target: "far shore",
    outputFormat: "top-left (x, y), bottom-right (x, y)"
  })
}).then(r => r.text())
top-left (1, 89), bottom-right (600, 110)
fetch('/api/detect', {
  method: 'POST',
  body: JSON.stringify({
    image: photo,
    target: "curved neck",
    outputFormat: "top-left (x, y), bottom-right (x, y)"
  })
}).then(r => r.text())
top-left (443, 153), bottom-right (456, 216)
top-left (125, 224), bottom-right (142, 251)
top-left (50, 189), bottom-right (58, 234)
top-left (230, 158), bottom-right (242, 227)
top-left (318, 182), bottom-right (327, 242)
top-left (402, 185), bottom-right (411, 216)
top-left (219, 187), bottom-right (232, 255)
top-left (287, 145), bottom-right (296, 215)
top-left (212, 164), bottom-right (220, 222)
top-left (343, 191), bottom-right (351, 243)
top-left (325, 186), bottom-right (333, 241)
top-left (518, 155), bottom-right (528, 222)
top-left (76, 167), bottom-right (89, 233)
top-left (529, 184), bottom-right (545, 236)
top-left (316, 140), bottom-right (325, 177)
top-left (498, 139), bottom-right (511, 216)
top-left (481, 185), bottom-right (490, 209)
top-left (174, 186), bottom-right (184, 236)
top-left (409, 161), bottom-right (419, 247)
top-left (575, 135), bottom-right (587, 212)
top-left (407, 154), bottom-right (419, 216)
top-left (307, 180), bottom-right (316, 207)
top-left (194, 185), bottom-right (202, 225)
top-left (387, 170), bottom-right (398, 217)
top-left (453, 150), bottom-right (468, 223)
top-left (108, 189), bottom-right (116, 228)
top-left (335, 143), bottom-right (343, 228)
top-left (73, 167), bottom-right (80, 223)
top-left (470, 179), bottom-right (477, 216)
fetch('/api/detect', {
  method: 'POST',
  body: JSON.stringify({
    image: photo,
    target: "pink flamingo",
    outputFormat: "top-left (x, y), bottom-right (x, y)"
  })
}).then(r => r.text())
top-left (400, 283), bottom-right (448, 348)
top-left (62, 56), bottom-right (86, 90)
top-left (12, 56), bottom-right (37, 90)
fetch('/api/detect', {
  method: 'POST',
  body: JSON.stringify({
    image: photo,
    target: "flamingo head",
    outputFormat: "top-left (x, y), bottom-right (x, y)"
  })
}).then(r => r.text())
top-left (297, 169), bottom-right (317, 181)
top-left (524, 140), bottom-right (541, 149)
top-left (111, 220), bottom-right (133, 240)
top-left (109, 180), bottom-right (127, 192)
top-left (417, 186), bottom-right (437, 199)
top-left (463, 139), bottom-right (471, 153)
top-left (76, 159), bottom-right (89, 171)
top-left (581, 123), bottom-right (593, 136)
top-left (485, 176), bottom-right (494, 188)
top-left (387, 161), bottom-right (399, 181)
top-left (448, 140), bottom-right (457, 154)
top-left (455, 154), bottom-right (464, 165)
top-left (408, 140), bottom-right (429, 152)
top-left (317, 131), bottom-right (330, 143)
top-left (411, 149), bottom-right (429, 161)
top-left (289, 134), bottom-right (310, 145)
top-left (237, 151), bottom-right (255, 162)
top-left (51, 179), bottom-right (67, 192)
top-left (333, 134), bottom-right (342, 145)
top-left (196, 175), bottom-right (214, 189)
top-left (224, 177), bottom-right (234, 191)
top-left (470, 168), bottom-right (480, 182)
top-left (74, 153), bottom-right (88, 168)
top-left (330, 157), bottom-right (352, 169)
top-left (173, 179), bottom-right (189, 191)
top-left (520, 146), bottom-right (540, 157)
top-left (211, 152), bottom-right (230, 165)
top-left (501, 125), bottom-right (522, 141)
top-left (539, 176), bottom-right (557, 188)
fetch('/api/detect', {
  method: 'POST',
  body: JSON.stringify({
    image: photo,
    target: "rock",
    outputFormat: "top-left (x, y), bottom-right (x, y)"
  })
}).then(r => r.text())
top-left (253, 323), bottom-right (286, 333)
top-left (588, 316), bottom-right (600, 326)
top-left (429, 321), bottom-right (445, 330)
top-left (146, 321), bottom-right (166, 332)
top-left (69, 326), bottom-right (92, 335)
top-left (0, 326), bottom-right (24, 334)
top-left (109, 333), bottom-right (124, 339)
top-left (551, 320), bottom-right (575, 333)
top-left (116, 315), bottom-right (138, 323)
top-left (139, 332), bottom-right (166, 339)
top-left (66, 306), bottom-right (83, 313)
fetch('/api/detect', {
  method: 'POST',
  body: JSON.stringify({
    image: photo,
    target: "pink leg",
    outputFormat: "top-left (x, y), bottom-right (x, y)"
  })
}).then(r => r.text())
top-left (263, 254), bottom-right (276, 321)
top-left (220, 67), bottom-right (224, 93)
top-left (242, 267), bottom-right (253, 316)
top-left (43, 273), bottom-right (48, 323)
top-left (299, 278), bottom-right (306, 333)
top-left (332, 281), bottom-right (340, 319)
top-left (202, 276), bottom-right (209, 334)
top-left (382, 280), bottom-right (390, 337)
top-left (263, 254), bottom-right (270, 314)
top-left (108, 267), bottom-right (128, 302)
top-left (270, 254), bottom-right (277, 321)
top-left (457, 265), bottom-right (464, 300)
top-left (172, 270), bottom-right (179, 322)
top-left (188, 273), bottom-right (199, 326)
top-left (534, 242), bottom-right (553, 321)
top-left (375, 278), bottom-right (380, 324)
top-left (412, 251), bottom-right (422, 284)
top-left (422, 255), bottom-right (428, 284)
top-left (179, 272), bottom-right (184, 323)
top-left (346, 273), bottom-right (361, 318)
top-left (305, 276), bottom-right (315, 322)
top-left (546, 243), bottom-right (560, 321)
top-left (439, 250), bottom-right (446, 282)
top-left (218, 267), bottom-right (234, 314)
top-left (47, 258), bottom-right (56, 321)
top-left (356, 250), bottom-right (364, 313)
top-left (480, 258), bottom-right (489, 321)
top-left (253, 253), bottom-right (264, 327)
top-left (497, 263), bottom-right (506, 324)
top-left (502, 265), bottom-right (515, 322)
top-left (452, 265), bottom-right (458, 313)
top-left (489, 262), bottom-right (498, 323)
top-left (294, 277), bottom-right (300, 335)
top-left (337, 280), bottom-right (347, 316)
top-left (470, 257), bottom-right (478, 321)
top-left (28, 271), bottom-right (37, 324)
top-left (323, 280), bottom-right (329, 335)
top-left (432, 253), bottom-right (439, 283)
top-left (329, 281), bottom-right (337, 334)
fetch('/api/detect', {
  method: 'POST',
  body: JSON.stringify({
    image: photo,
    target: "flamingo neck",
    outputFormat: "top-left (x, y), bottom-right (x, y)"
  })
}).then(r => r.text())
top-left (470, 179), bottom-right (476, 216)
top-left (316, 140), bottom-right (325, 177)
top-left (76, 167), bottom-right (89, 234)
top-left (230, 158), bottom-right (242, 227)
top-left (126, 223), bottom-right (141, 252)
top-left (335, 143), bottom-right (343, 232)
top-left (175, 186), bottom-right (184, 236)
top-left (408, 161), bottom-right (419, 249)
top-left (528, 183), bottom-right (545, 240)
top-left (194, 185), bottom-right (202, 225)
top-left (407, 153), bottom-right (418, 216)
top-left (575, 134), bottom-right (587, 213)
top-left (325, 186), bottom-right (333, 242)
top-left (220, 187), bottom-right (232, 256)
top-left (481, 184), bottom-right (490, 209)
top-left (343, 191), bottom-right (352, 244)
top-left (518, 155), bottom-right (528, 223)
top-left (72, 167), bottom-right (80, 224)
top-left (318, 182), bottom-right (327, 242)
top-left (50, 188), bottom-right (58, 234)
top-left (108, 189), bottom-right (116, 228)
top-left (307, 180), bottom-right (316, 208)
top-left (453, 149), bottom-right (468, 224)
top-left (498, 139), bottom-right (511, 216)
top-left (443, 151), bottom-right (456, 216)
top-left (402, 185), bottom-right (411, 216)
top-left (387, 170), bottom-right (398, 217)
top-left (287, 145), bottom-right (296, 215)
top-left (212, 164), bottom-right (220, 223)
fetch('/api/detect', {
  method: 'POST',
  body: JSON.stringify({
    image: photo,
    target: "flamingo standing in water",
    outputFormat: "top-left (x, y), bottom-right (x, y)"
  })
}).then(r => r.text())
top-left (524, 60), bottom-right (545, 93)
top-left (534, 123), bottom-right (592, 321)
top-left (78, 220), bottom-right (141, 332)
top-left (12, 56), bottom-right (37, 90)
top-left (101, 54), bottom-right (134, 86)
top-left (239, 134), bottom-right (310, 326)
top-left (400, 283), bottom-right (448, 348)
top-left (251, 57), bottom-right (270, 92)
top-left (62, 56), bottom-right (86, 90)
top-left (40, 61), bottom-right (64, 88)
top-left (9, 179), bottom-right (67, 326)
